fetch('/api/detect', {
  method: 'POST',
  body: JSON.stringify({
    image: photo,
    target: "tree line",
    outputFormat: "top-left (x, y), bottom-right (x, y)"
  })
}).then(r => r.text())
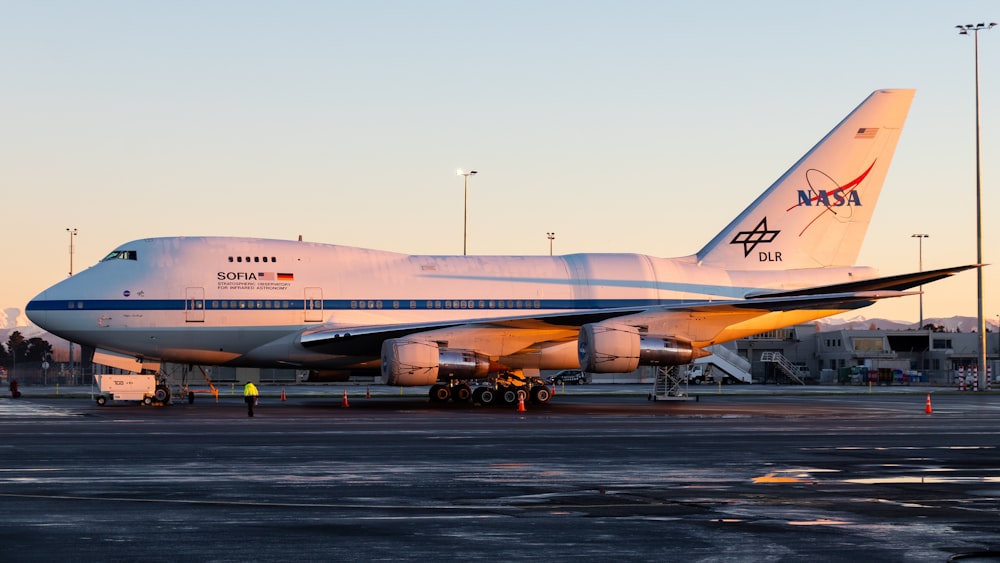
top-left (0, 331), bottom-right (54, 369)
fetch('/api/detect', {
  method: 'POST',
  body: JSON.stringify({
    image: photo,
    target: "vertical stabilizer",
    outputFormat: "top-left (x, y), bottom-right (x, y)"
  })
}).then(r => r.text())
top-left (696, 89), bottom-right (915, 270)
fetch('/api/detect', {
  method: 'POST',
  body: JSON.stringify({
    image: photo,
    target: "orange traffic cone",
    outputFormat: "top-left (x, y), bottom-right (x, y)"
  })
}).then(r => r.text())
top-left (366, 385), bottom-right (371, 399)
top-left (280, 386), bottom-right (286, 401)
top-left (517, 395), bottom-right (526, 412)
top-left (342, 389), bottom-right (350, 408)
top-left (925, 393), bottom-right (932, 414)
top-left (551, 382), bottom-right (556, 396)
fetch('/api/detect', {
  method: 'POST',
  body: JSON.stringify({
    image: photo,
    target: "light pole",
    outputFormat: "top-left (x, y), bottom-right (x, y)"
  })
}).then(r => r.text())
top-left (66, 227), bottom-right (77, 380)
top-left (457, 169), bottom-right (477, 256)
top-left (547, 232), bottom-right (555, 256)
top-left (67, 228), bottom-right (77, 277)
top-left (956, 22), bottom-right (994, 390)
top-left (912, 234), bottom-right (928, 328)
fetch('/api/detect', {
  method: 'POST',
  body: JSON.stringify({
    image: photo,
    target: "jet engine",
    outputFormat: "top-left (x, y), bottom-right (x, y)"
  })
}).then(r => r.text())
top-left (380, 338), bottom-right (490, 386)
top-left (578, 322), bottom-right (702, 373)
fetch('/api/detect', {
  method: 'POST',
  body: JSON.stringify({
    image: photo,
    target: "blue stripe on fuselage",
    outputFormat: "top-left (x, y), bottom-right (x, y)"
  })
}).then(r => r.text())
top-left (25, 297), bottom-right (707, 312)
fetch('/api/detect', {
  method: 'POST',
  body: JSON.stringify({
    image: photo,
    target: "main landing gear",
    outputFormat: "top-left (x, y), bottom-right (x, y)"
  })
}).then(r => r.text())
top-left (428, 371), bottom-right (552, 407)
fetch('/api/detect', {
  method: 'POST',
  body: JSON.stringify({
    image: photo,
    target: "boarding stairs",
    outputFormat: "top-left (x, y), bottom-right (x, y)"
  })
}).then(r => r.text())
top-left (694, 344), bottom-right (752, 383)
top-left (649, 365), bottom-right (693, 401)
top-left (759, 351), bottom-right (806, 385)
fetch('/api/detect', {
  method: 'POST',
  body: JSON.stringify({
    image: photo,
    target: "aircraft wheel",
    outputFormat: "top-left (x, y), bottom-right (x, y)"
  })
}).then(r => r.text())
top-left (96, 396), bottom-right (107, 406)
top-left (142, 396), bottom-right (153, 406)
top-left (452, 384), bottom-right (472, 403)
top-left (478, 388), bottom-right (496, 406)
top-left (501, 388), bottom-right (518, 405)
top-left (188, 392), bottom-right (195, 404)
top-left (154, 385), bottom-right (170, 403)
top-left (530, 385), bottom-right (551, 405)
top-left (429, 384), bottom-right (451, 403)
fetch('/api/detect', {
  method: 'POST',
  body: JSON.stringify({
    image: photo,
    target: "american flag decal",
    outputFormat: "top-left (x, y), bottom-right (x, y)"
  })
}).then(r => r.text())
top-left (855, 127), bottom-right (878, 139)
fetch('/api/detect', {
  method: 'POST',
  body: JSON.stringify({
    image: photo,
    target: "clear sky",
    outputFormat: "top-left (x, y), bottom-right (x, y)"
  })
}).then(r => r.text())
top-left (1, 1), bottom-right (998, 328)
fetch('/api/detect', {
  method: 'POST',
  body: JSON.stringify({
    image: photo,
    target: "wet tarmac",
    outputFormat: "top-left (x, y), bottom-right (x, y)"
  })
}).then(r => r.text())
top-left (2, 387), bottom-right (1000, 562)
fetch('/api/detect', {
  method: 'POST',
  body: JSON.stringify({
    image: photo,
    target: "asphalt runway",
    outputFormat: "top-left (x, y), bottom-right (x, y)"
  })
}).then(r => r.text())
top-left (2, 387), bottom-right (1000, 562)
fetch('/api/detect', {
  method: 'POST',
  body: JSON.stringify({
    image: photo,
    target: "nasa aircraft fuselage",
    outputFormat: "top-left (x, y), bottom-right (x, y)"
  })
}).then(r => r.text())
top-left (26, 89), bottom-right (974, 403)
top-left (26, 238), bottom-right (884, 369)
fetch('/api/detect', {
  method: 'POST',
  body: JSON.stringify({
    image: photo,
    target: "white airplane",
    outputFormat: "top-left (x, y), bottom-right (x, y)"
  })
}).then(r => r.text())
top-left (26, 88), bottom-right (974, 405)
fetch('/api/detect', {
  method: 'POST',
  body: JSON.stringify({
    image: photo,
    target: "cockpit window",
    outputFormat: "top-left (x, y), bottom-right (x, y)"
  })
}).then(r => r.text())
top-left (101, 250), bottom-right (138, 262)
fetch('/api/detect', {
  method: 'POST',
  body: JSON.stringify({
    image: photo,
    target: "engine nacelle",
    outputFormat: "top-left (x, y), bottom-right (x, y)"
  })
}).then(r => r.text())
top-left (578, 322), bottom-right (701, 373)
top-left (380, 338), bottom-right (490, 386)
top-left (578, 323), bottom-right (640, 373)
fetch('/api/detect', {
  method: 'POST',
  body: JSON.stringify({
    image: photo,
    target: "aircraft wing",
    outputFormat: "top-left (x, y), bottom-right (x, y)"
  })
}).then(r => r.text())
top-left (299, 310), bottom-right (636, 357)
top-left (298, 285), bottom-right (930, 358)
top-left (745, 264), bottom-right (979, 299)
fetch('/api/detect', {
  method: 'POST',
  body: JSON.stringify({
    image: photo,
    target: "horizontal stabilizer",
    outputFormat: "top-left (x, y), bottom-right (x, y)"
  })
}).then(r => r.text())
top-left (745, 264), bottom-right (979, 299)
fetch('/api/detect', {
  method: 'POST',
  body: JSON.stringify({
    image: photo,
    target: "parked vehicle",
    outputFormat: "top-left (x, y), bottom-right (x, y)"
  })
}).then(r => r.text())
top-left (93, 374), bottom-right (167, 406)
top-left (548, 370), bottom-right (589, 385)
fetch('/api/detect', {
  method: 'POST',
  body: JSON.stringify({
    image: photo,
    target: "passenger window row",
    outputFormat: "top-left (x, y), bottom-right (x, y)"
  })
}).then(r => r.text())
top-left (210, 300), bottom-right (293, 309)
top-left (350, 300), bottom-right (542, 310)
top-left (228, 256), bottom-right (278, 263)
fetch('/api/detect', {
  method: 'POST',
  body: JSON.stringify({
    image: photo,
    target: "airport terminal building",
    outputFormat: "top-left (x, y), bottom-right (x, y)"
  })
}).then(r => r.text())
top-left (732, 325), bottom-right (998, 386)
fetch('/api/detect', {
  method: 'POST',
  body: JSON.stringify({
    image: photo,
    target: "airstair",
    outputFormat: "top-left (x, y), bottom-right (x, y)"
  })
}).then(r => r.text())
top-left (649, 365), bottom-right (694, 401)
top-left (693, 344), bottom-right (752, 383)
top-left (759, 351), bottom-right (806, 384)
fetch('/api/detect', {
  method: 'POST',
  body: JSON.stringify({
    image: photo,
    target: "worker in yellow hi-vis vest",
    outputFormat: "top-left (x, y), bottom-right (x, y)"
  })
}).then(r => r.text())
top-left (243, 381), bottom-right (259, 417)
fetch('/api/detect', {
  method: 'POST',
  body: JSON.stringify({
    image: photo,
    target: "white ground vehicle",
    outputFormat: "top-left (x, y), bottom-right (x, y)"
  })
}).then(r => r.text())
top-left (93, 374), bottom-right (159, 406)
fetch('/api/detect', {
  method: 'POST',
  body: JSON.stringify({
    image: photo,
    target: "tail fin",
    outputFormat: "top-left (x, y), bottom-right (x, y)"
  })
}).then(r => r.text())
top-left (695, 89), bottom-right (915, 270)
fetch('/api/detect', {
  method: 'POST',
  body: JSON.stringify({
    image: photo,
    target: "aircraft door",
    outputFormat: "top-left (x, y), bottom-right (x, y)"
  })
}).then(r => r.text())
top-left (304, 287), bottom-right (324, 323)
top-left (185, 287), bottom-right (205, 322)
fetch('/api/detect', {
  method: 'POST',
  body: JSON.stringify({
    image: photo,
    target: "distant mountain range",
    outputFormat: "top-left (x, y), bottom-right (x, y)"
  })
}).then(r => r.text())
top-left (817, 315), bottom-right (998, 333)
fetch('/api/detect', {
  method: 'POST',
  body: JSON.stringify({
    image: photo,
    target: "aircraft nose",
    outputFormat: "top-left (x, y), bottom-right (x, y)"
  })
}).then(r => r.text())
top-left (25, 291), bottom-right (48, 328)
